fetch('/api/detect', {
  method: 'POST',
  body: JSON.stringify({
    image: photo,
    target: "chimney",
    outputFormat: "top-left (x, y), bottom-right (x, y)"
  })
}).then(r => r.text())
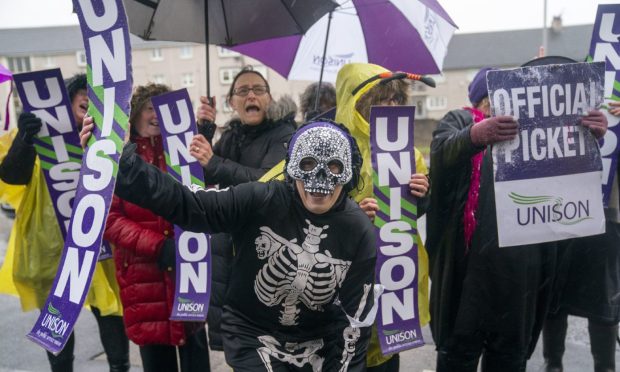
top-left (551, 15), bottom-right (562, 33)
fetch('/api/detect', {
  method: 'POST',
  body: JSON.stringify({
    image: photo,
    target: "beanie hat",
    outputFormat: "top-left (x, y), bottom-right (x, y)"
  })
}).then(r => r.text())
top-left (64, 73), bottom-right (87, 102)
top-left (468, 67), bottom-right (494, 106)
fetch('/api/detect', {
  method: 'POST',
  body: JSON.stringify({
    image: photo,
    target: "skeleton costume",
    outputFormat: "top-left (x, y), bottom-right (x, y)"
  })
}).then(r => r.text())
top-left (114, 122), bottom-right (377, 371)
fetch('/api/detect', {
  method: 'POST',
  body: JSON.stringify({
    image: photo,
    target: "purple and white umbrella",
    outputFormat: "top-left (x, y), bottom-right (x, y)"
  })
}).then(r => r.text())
top-left (230, 0), bottom-right (458, 83)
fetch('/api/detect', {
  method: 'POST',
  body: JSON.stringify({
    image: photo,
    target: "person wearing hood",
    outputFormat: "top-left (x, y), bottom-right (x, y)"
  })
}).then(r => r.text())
top-left (0, 74), bottom-right (129, 372)
top-left (192, 67), bottom-right (297, 352)
top-left (427, 65), bottom-right (608, 371)
top-left (102, 83), bottom-right (210, 372)
top-left (334, 63), bottom-right (430, 371)
top-left (81, 119), bottom-right (377, 371)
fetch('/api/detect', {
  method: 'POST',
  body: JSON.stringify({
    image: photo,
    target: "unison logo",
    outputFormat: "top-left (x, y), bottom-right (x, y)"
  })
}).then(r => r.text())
top-left (177, 297), bottom-right (204, 313)
top-left (382, 328), bottom-right (418, 345)
top-left (41, 302), bottom-right (70, 339)
top-left (312, 53), bottom-right (354, 68)
top-left (510, 192), bottom-right (592, 226)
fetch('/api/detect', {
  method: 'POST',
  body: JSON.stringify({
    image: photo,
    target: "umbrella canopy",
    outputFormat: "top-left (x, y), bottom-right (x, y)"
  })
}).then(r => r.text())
top-left (231, 0), bottom-right (458, 83)
top-left (124, 0), bottom-right (338, 45)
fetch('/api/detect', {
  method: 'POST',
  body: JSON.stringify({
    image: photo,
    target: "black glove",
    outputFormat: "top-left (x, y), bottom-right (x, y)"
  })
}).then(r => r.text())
top-left (197, 121), bottom-right (217, 144)
top-left (157, 238), bottom-right (177, 271)
top-left (17, 112), bottom-right (42, 144)
top-left (469, 115), bottom-right (518, 146)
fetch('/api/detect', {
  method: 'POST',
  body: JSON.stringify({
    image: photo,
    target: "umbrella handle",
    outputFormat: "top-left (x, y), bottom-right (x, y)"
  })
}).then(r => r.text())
top-left (197, 96), bottom-right (216, 144)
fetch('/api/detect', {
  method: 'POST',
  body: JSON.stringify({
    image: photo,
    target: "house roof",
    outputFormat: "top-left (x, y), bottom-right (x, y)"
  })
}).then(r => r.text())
top-left (443, 24), bottom-right (594, 70)
top-left (0, 25), bottom-right (190, 57)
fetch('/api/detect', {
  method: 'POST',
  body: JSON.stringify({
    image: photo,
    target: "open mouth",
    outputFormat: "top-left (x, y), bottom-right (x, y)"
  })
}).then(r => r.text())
top-left (79, 103), bottom-right (88, 111)
top-left (148, 121), bottom-right (159, 127)
top-left (245, 104), bottom-right (260, 113)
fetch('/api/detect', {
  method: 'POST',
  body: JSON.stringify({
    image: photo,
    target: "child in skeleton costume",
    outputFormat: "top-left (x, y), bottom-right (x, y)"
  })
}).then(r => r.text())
top-left (101, 121), bottom-right (377, 371)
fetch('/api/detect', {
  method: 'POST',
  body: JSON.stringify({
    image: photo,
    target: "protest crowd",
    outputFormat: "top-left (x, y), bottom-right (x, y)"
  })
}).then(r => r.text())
top-left (0, 1), bottom-right (618, 372)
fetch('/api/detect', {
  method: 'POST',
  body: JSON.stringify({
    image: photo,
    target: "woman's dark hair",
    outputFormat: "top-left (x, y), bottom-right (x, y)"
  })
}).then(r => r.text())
top-left (284, 120), bottom-right (363, 194)
top-left (226, 66), bottom-right (270, 102)
top-left (300, 82), bottom-right (336, 121)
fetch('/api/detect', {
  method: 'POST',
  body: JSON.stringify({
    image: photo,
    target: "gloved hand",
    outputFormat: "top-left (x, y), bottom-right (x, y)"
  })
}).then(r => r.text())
top-left (17, 112), bottom-right (42, 144)
top-left (469, 115), bottom-right (518, 146)
top-left (158, 238), bottom-right (177, 271)
top-left (580, 109), bottom-right (608, 139)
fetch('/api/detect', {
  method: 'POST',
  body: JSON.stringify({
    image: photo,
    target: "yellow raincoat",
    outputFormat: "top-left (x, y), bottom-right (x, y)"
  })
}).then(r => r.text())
top-left (0, 129), bottom-right (122, 316)
top-left (335, 63), bottom-right (430, 367)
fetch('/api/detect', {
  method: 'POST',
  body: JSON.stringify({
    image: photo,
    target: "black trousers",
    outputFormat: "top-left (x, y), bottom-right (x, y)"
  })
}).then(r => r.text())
top-left (139, 327), bottom-right (211, 372)
top-left (46, 306), bottom-right (129, 372)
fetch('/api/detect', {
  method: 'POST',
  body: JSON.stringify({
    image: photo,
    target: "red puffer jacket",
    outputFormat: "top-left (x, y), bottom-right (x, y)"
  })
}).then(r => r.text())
top-left (104, 135), bottom-right (187, 346)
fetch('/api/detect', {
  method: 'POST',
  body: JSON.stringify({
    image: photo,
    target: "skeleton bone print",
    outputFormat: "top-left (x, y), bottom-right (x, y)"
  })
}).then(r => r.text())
top-left (257, 335), bottom-right (324, 372)
top-left (254, 219), bottom-right (352, 325)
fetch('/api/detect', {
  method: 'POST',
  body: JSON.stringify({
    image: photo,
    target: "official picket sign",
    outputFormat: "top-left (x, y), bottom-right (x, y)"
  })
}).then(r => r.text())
top-left (370, 106), bottom-right (423, 354)
top-left (588, 4), bottom-right (620, 206)
top-left (13, 69), bottom-right (82, 239)
top-left (151, 89), bottom-right (211, 321)
top-left (28, 0), bottom-right (133, 353)
top-left (488, 62), bottom-right (606, 247)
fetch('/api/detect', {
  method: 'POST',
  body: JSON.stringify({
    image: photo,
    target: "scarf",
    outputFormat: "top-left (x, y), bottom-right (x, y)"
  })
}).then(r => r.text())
top-left (463, 107), bottom-right (486, 250)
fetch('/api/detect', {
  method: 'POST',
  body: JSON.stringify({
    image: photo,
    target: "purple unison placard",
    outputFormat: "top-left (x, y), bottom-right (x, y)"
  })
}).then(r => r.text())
top-left (27, 0), bottom-right (132, 353)
top-left (588, 4), bottom-right (620, 207)
top-left (152, 89), bottom-right (211, 321)
top-left (13, 69), bottom-right (82, 240)
top-left (488, 62), bottom-right (606, 247)
top-left (370, 105), bottom-right (423, 355)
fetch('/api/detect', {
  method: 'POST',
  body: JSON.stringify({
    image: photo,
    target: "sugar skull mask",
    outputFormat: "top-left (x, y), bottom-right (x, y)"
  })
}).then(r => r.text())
top-left (286, 122), bottom-right (353, 194)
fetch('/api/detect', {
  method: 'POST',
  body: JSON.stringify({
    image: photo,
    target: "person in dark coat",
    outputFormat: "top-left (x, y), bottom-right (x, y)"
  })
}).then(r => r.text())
top-left (103, 83), bottom-right (210, 372)
top-left (536, 56), bottom-right (620, 372)
top-left (191, 67), bottom-right (297, 351)
top-left (427, 65), bottom-right (609, 371)
top-left (82, 120), bottom-right (378, 371)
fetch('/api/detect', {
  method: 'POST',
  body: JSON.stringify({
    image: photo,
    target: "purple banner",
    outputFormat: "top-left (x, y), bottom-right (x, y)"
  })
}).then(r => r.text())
top-left (588, 4), bottom-right (620, 206)
top-left (28, 0), bottom-right (133, 353)
top-left (487, 62), bottom-right (605, 183)
top-left (152, 89), bottom-right (211, 321)
top-left (13, 69), bottom-right (82, 240)
top-left (99, 241), bottom-right (113, 261)
top-left (370, 106), bottom-right (423, 355)
top-left (487, 63), bottom-right (606, 247)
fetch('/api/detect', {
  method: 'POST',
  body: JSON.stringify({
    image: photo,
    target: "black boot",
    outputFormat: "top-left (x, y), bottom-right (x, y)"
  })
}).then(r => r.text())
top-left (588, 319), bottom-right (618, 372)
top-left (542, 313), bottom-right (567, 372)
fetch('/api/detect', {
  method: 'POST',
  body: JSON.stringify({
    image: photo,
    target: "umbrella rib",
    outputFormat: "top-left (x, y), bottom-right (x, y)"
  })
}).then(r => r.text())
top-left (219, 0), bottom-right (232, 45)
top-left (133, 0), bottom-right (159, 9)
top-left (278, 0), bottom-right (304, 34)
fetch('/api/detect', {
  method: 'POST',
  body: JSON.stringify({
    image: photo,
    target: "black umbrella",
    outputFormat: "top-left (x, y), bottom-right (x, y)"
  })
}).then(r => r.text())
top-left (124, 0), bottom-right (338, 97)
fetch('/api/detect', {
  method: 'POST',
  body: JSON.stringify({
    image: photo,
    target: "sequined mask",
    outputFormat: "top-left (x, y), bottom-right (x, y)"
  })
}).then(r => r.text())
top-left (287, 123), bottom-right (353, 194)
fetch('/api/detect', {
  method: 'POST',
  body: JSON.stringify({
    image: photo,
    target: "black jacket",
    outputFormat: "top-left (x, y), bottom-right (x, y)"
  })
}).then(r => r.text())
top-left (116, 146), bottom-right (376, 371)
top-left (203, 110), bottom-right (296, 350)
top-left (426, 109), bottom-right (483, 347)
top-left (428, 109), bottom-right (569, 357)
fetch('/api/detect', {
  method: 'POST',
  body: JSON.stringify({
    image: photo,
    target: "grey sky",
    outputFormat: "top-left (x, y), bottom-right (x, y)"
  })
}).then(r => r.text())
top-left (0, 0), bottom-right (608, 33)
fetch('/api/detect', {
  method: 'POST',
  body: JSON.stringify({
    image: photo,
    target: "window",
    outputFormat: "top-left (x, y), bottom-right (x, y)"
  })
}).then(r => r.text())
top-left (415, 99), bottom-right (426, 118)
top-left (221, 95), bottom-right (233, 112)
top-left (217, 47), bottom-right (241, 58)
top-left (76, 51), bottom-right (87, 67)
top-left (179, 46), bottom-right (193, 59)
top-left (181, 73), bottom-right (194, 87)
top-left (8, 57), bottom-right (31, 72)
top-left (152, 74), bottom-right (166, 84)
top-left (44, 56), bottom-right (56, 68)
top-left (428, 74), bottom-right (446, 84)
top-left (426, 96), bottom-right (448, 111)
top-left (219, 67), bottom-right (241, 85)
top-left (151, 48), bottom-right (163, 61)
